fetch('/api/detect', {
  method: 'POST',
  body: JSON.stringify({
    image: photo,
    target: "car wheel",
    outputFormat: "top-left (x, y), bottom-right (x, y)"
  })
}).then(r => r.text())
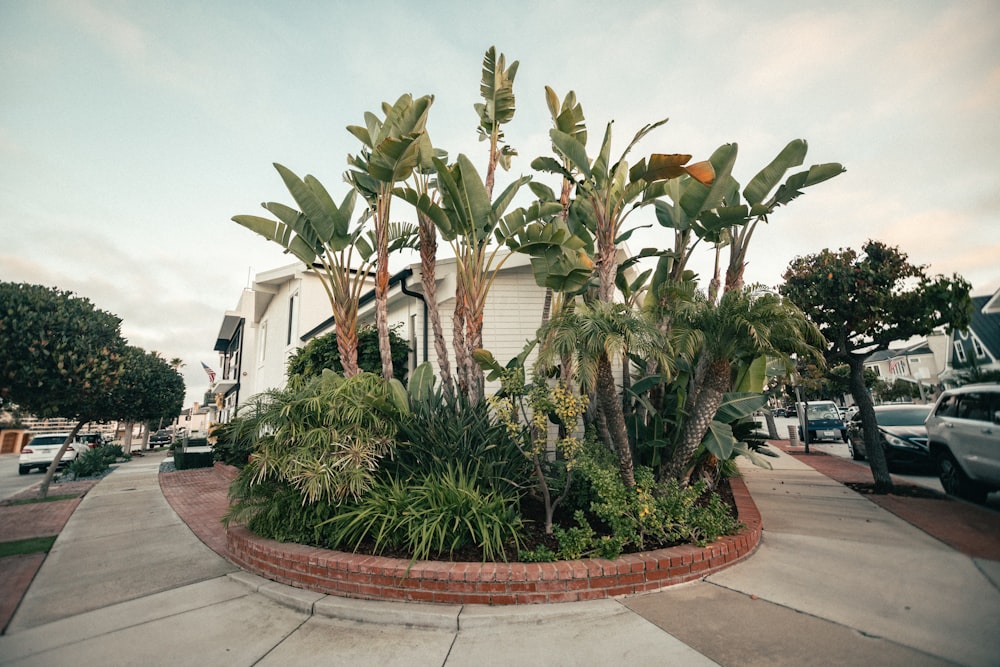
top-left (18, 464), bottom-right (31, 475)
top-left (847, 437), bottom-right (864, 461)
top-left (938, 452), bottom-right (988, 504)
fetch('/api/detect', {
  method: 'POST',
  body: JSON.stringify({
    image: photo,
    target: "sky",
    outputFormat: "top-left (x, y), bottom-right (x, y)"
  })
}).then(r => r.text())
top-left (2, 0), bottom-right (998, 407)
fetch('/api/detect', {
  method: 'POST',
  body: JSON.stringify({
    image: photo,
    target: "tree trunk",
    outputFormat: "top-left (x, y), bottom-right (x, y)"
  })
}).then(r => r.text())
top-left (763, 410), bottom-right (779, 439)
top-left (333, 302), bottom-right (359, 377)
top-left (662, 358), bottom-right (731, 483)
top-left (596, 354), bottom-right (635, 488)
top-left (848, 356), bottom-right (893, 493)
top-left (38, 420), bottom-right (85, 498)
top-left (374, 195), bottom-right (394, 381)
top-left (452, 279), bottom-right (470, 400)
top-left (418, 212), bottom-right (454, 400)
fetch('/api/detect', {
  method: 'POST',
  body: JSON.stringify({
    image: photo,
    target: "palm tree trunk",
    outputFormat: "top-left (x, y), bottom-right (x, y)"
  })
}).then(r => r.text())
top-left (663, 357), bottom-right (730, 482)
top-left (597, 354), bottom-right (635, 488)
top-left (374, 193), bottom-right (394, 380)
top-left (453, 280), bottom-right (470, 400)
top-left (418, 212), bottom-right (453, 399)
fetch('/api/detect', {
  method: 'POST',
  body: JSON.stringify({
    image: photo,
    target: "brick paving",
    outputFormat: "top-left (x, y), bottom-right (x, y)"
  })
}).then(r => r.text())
top-left (0, 478), bottom-right (101, 633)
top-left (158, 464), bottom-right (234, 558)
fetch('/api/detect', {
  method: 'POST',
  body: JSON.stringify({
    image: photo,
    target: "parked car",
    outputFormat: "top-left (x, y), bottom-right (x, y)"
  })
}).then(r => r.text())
top-left (149, 429), bottom-right (173, 447)
top-left (773, 408), bottom-right (787, 418)
top-left (845, 404), bottom-right (933, 469)
top-left (925, 383), bottom-right (1000, 504)
top-left (18, 433), bottom-right (83, 475)
top-left (797, 401), bottom-right (847, 442)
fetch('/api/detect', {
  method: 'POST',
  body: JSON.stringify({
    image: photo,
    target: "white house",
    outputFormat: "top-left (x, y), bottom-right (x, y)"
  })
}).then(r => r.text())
top-left (211, 250), bottom-right (553, 420)
top-left (211, 262), bottom-right (336, 422)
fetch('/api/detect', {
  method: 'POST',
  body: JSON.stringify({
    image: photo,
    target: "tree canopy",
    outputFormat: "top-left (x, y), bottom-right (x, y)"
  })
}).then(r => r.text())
top-left (780, 240), bottom-right (972, 492)
top-left (1, 282), bottom-right (126, 418)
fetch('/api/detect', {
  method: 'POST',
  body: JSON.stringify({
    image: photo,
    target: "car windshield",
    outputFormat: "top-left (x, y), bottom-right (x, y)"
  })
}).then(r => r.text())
top-left (876, 407), bottom-right (931, 427)
top-left (806, 405), bottom-right (839, 419)
top-left (29, 436), bottom-right (65, 446)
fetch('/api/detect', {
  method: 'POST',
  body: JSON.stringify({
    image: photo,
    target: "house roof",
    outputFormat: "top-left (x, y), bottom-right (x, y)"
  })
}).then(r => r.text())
top-left (969, 295), bottom-right (1000, 358)
top-left (300, 267), bottom-right (415, 342)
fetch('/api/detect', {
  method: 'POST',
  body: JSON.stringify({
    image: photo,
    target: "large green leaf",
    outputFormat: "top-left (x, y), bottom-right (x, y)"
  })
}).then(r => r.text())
top-left (679, 143), bottom-right (739, 220)
top-left (550, 129), bottom-right (592, 180)
top-left (477, 46), bottom-right (518, 132)
top-left (714, 392), bottom-right (769, 423)
top-left (702, 420), bottom-right (736, 460)
top-left (743, 139), bottom-right (808, 206)
top-left (733, 355), bottom-right (767, 393)
top-left (771, 162), bottom-right (846, 207)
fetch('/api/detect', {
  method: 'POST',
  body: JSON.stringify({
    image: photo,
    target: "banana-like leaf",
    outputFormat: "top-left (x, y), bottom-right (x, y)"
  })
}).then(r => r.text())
top-left (733, 441), bottom-right (774, 469)
top-left (435, 154), bottom-right (493, 238)
top-left (477, 46), bottom-right (518, 132)
top-left (733, 355), bottom-right (767, 393)
top-left (743, 139), bottom-right (807, 206)
top-left (549, 129), bottom-right (592, 180)
top-left (679, 143), bottom-right (739, 220)
top-left (406, 361), bottom-right (436, 405)
top-left (232, 214), bottom-right (318, 265)
top-left (491, 175), bottom-right (531, 218)
top-left (273, 164), bottom-right (337, 238)
top-left (546, 86), bottom-right (587, 145)
top-left (702, 420), bottom-right (736, 460)
top-left (528, 180), bottom-right (557, 202)
top-left (714, 391), bottom-right (769, 423)
top-left (530, 156), bottom-right (574, 180)
top-left (771, 162), bottom-right (846, 207)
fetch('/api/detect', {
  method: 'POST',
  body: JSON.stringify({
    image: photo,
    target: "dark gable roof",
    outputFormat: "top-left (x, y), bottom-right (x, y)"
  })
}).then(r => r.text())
top-left (300, 267), bottom-right (415, 342)
top-left (968, 295), bottom-right (1000, 358)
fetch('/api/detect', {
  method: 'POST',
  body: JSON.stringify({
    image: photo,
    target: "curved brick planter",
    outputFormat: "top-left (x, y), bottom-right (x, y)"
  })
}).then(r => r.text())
top-left (225, 474), bottom-right (761, 605)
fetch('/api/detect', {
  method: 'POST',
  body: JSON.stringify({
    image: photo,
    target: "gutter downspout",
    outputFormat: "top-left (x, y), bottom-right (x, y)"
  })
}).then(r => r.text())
top-left (399, 275), bottom-right (429, 363)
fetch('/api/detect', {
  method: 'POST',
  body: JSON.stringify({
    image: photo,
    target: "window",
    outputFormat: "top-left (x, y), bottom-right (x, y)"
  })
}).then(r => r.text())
top-left (953, 341), bottom-right (967, 364)
top-left (972, 336), bottom-right (986, 359)
top-left (287, 291), bottom-right (299, 346)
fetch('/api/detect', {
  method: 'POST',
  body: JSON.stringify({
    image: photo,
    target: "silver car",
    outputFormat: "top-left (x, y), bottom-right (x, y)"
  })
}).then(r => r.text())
top-left (925, 383), bottom-right (1000, 504)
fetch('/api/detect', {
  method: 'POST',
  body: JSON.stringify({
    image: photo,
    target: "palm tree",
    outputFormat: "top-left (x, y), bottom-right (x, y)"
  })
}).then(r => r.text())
top-left (347, 94), bottom-right (434, 380)
top-left (537, 300), bottom-right (668, 488)
top-left (660, 286), bottom-right (824, 482)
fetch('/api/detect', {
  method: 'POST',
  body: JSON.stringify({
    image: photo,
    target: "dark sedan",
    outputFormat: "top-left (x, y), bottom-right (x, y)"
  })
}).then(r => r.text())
top-left (846, 404), bottom-right (932, 470)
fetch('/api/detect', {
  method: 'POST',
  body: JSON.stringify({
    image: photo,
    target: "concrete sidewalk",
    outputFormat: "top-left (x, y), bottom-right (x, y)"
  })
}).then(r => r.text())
top-left (1, 448), bottom-right (999, 666)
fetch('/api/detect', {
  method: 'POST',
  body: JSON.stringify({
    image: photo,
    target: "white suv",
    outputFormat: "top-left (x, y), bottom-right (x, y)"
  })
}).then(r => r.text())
top-left (925, 383), bottom-right (1000, 504)
top-left (18, 433), bottom-right (85, 475)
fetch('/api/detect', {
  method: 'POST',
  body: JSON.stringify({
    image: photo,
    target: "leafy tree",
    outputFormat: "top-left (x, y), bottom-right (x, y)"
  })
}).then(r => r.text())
top-left (0, 282), bottom-right (127, 496)
top-left (234, 164), bottom-right (389, 378)
top-left (100, 347), bottom-right (184, 445)
top-left (286, 325), bottom-right (410, 382)
top-left (780, 240), bottom-right (972, 493)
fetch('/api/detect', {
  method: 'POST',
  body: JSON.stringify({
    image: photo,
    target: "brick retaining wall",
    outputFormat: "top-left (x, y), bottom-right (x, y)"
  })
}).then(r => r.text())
top-left (225, 475), bottom-right (761, 605)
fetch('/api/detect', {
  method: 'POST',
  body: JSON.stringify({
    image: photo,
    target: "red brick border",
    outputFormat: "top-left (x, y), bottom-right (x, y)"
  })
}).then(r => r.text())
top-left (225, 475), bottom-right (761, 605)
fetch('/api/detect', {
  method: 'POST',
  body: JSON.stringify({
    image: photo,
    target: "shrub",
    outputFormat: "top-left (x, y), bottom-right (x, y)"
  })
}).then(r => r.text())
top-left (286, 324), bottom-right (410, 382)
top-left (65, 444), bottom-right (119, 479)
top-left (210, 417), bottom-right (255, 467)
top-left (227, 371), bottom-right (408, 525)
top-left (391, 389), bottom-right (528, 496)
top-left (524, 443), bottom-right (742, 560)
top-left (320, 463), bottom-right (523, 562)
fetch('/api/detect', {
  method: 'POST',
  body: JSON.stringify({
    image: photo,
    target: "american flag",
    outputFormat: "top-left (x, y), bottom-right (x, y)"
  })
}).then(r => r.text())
top-left (201, 362), bottom-right (216, 383)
